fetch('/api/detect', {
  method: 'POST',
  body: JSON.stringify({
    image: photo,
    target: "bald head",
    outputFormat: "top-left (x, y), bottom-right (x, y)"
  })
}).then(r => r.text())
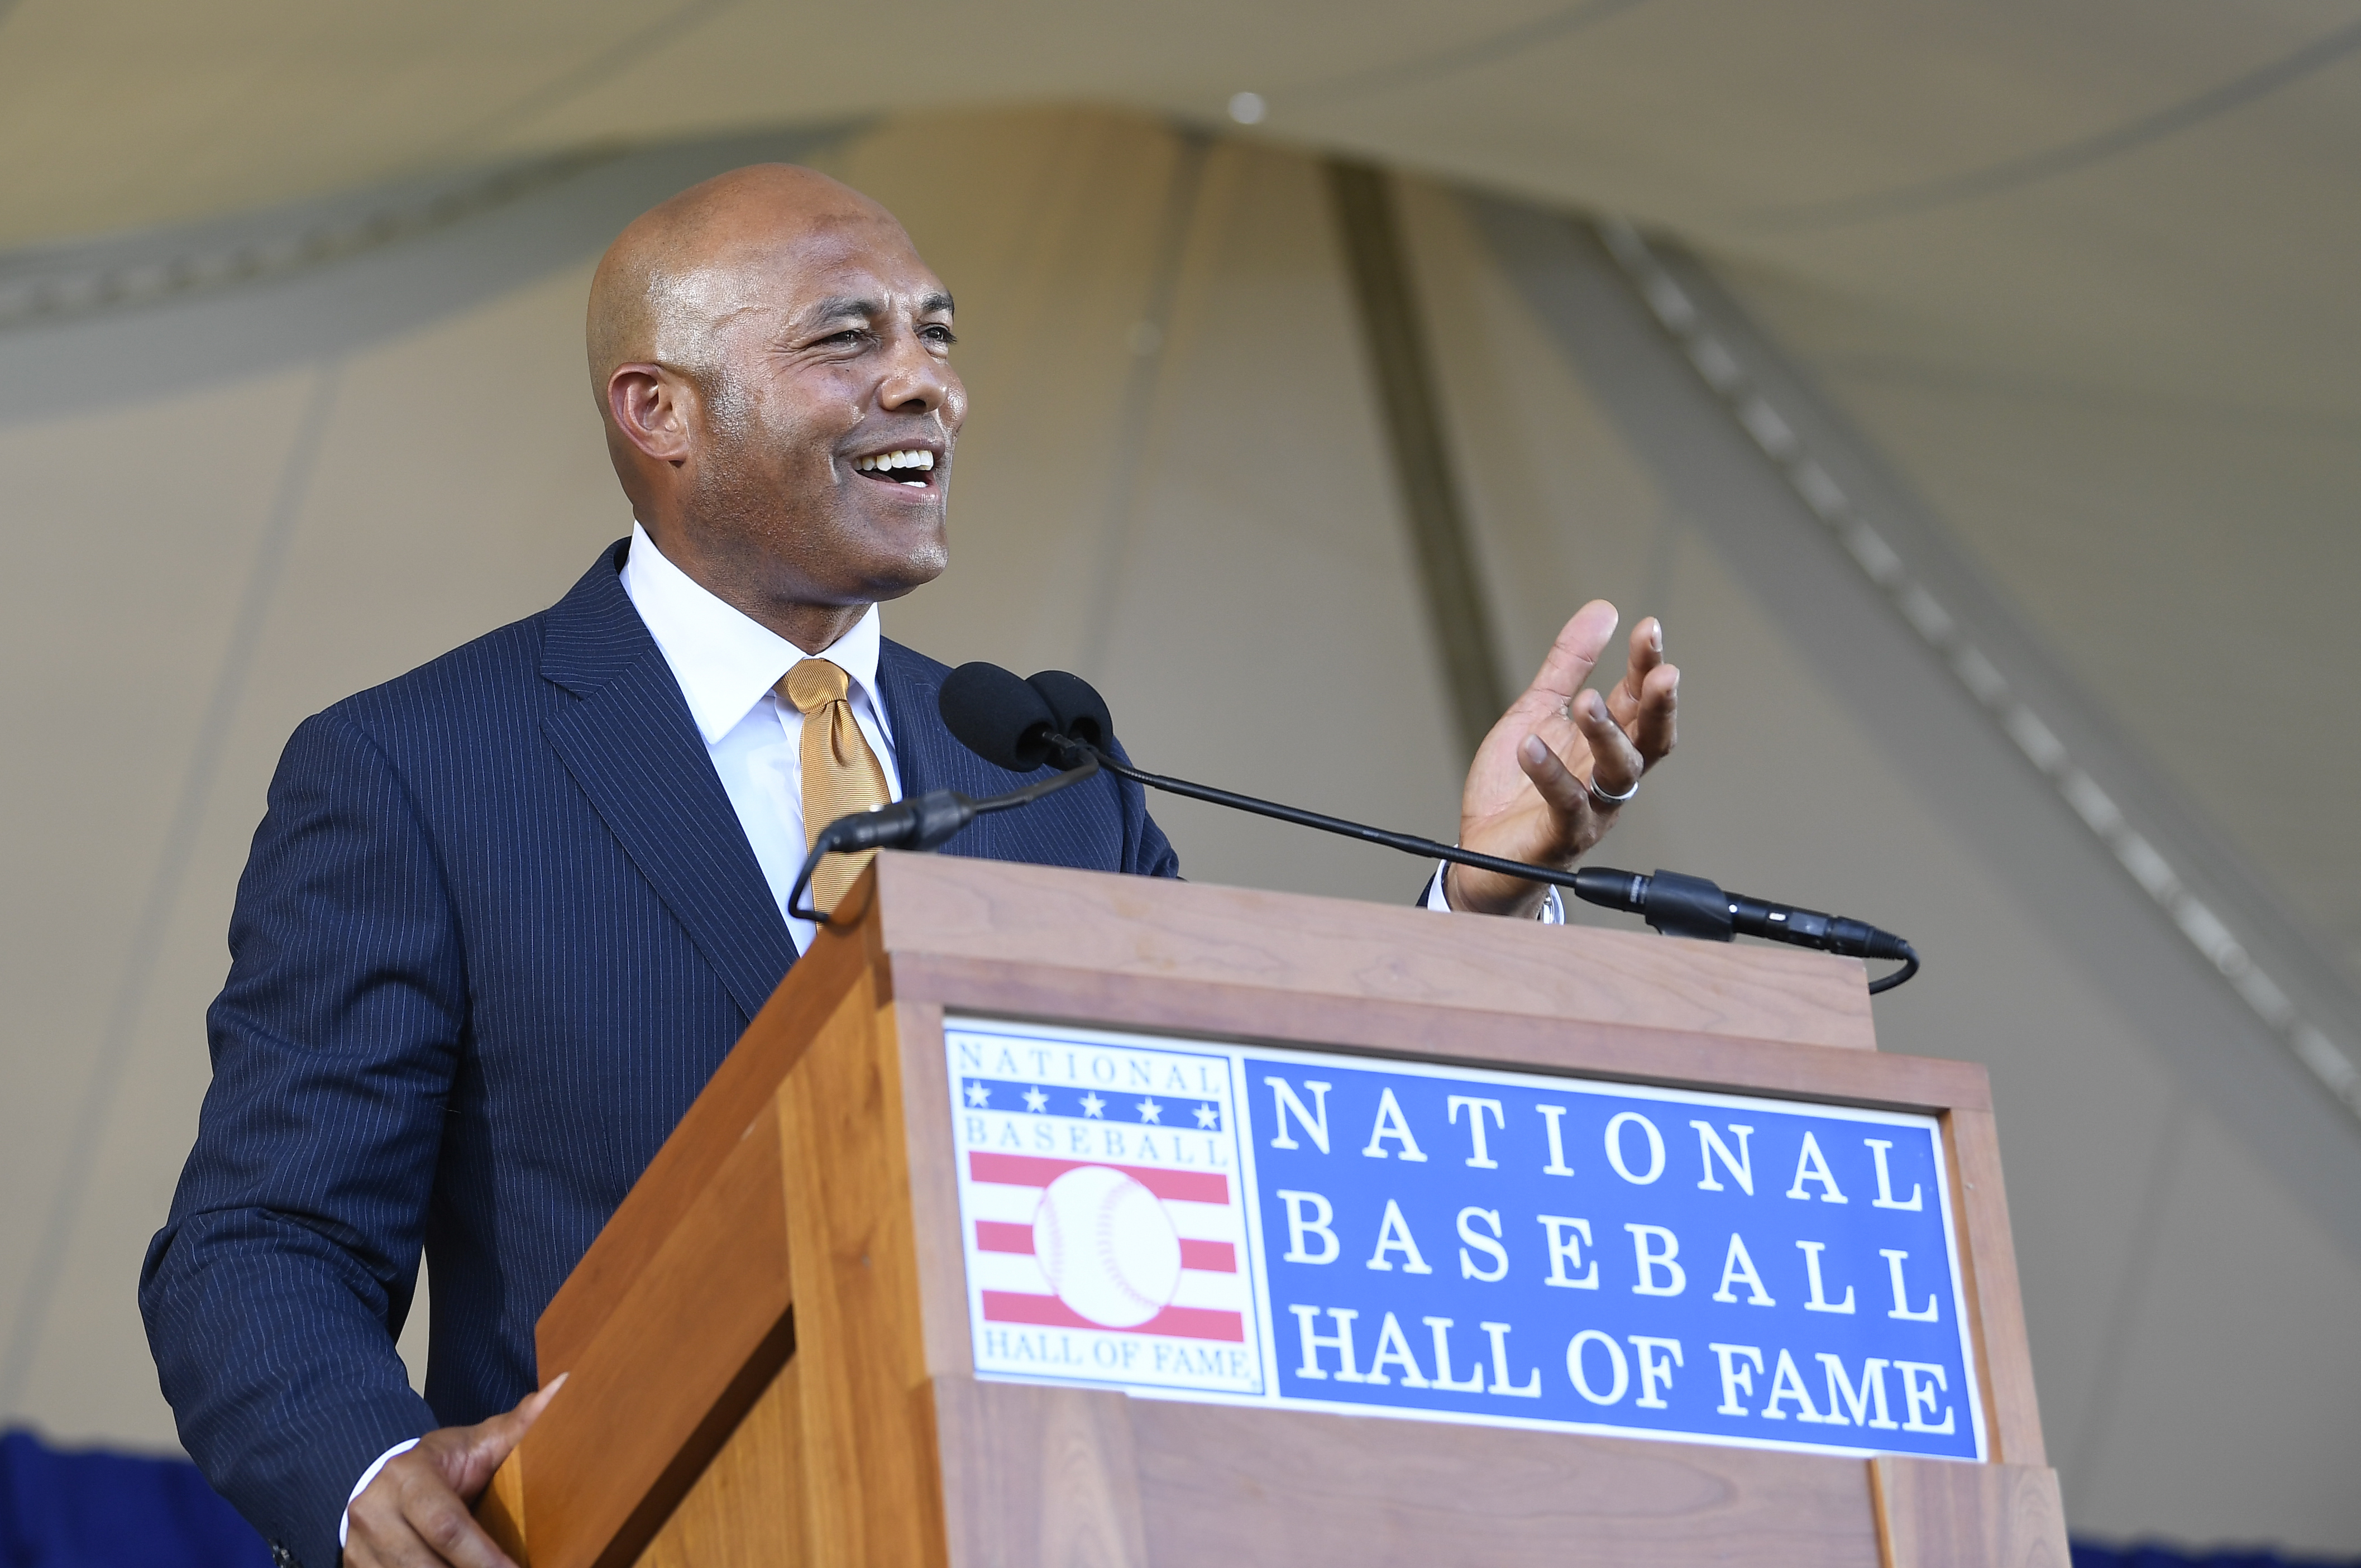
top-left (584, 164), bottom-right (966, 653)
top-left (587, 164), bottom-right (914, 404)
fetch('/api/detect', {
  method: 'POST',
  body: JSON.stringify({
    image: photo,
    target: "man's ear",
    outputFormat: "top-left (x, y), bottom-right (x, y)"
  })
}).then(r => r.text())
top-left (607, 364), bottom-right (696, 465)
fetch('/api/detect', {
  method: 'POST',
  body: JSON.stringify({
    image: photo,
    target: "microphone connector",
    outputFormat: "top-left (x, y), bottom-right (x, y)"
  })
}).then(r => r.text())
top-left (1573, 867), bottom-right (1920, 993)
top-left (813, 790), bottom-right (978, 857)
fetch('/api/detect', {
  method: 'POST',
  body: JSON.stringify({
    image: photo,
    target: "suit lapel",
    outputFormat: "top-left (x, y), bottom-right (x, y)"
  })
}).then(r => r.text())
top-left (877, 640), bottom-right (946, 799)
top-left (541, 544), bottom-right (799, 1019)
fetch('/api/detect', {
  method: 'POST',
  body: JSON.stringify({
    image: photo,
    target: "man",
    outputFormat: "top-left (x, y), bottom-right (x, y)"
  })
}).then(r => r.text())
top-left (141, 164), bottom-right (1677, 1567)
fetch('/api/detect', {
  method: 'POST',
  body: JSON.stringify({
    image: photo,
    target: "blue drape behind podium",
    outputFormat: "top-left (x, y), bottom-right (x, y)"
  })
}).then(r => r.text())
top-left (1, 1426), bottom-right (2353, 1567)
top-left (2074, 1547), bottom-right (2361, 1568)
top-left (1, 1432), bottom-right (266, 1568)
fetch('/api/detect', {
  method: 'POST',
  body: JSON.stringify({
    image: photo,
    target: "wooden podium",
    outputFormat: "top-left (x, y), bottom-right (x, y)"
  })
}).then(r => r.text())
top-left (477, 853), bottom-right (2069, 1567)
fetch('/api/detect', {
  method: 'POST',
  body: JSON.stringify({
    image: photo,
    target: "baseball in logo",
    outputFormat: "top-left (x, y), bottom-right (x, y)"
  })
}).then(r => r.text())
top-left (1033, 1166), bottom-right (1183, 1328)
top-left (948, 1025), bottom-right (1265, 1396)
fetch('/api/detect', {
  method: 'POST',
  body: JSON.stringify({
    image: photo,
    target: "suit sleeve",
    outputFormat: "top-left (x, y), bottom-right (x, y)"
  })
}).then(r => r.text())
top-left (140, 708), bottom-right (460, 1568)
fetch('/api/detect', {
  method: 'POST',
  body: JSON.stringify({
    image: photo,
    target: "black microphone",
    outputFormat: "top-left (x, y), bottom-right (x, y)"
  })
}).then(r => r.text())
top-left (938, 662), bottom-right (1105, 770)
top-left (786, 666), bottom-right (1103, 922)
top-left (933, 661), bottom-right (1924, 993)
top-left (936, 662), bottom-right (1064, 769)
top-left (1025, 668), bottom-right (1113, 753)
top-left (1569, 867), bottom-right (1919, 984)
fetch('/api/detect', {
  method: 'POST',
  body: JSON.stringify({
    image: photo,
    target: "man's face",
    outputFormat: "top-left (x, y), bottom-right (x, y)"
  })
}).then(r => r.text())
top-left (679, 214), bottom-right (966, 608)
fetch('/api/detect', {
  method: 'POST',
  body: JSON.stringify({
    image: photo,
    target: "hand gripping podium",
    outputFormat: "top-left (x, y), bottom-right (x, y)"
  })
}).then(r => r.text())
top-left (477, 853), bottom-right (2068, 1567)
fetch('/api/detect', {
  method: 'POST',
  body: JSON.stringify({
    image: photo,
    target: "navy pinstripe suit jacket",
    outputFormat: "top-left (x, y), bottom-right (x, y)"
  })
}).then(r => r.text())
top-left (140, 541), bottom-right (1178, 1567)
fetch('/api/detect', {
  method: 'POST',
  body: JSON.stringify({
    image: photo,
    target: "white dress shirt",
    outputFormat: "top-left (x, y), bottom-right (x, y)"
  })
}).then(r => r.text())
top-left (343, 523), bottom-right (1553, 1543)
top-left (618, 521), bottom-right (903, 954)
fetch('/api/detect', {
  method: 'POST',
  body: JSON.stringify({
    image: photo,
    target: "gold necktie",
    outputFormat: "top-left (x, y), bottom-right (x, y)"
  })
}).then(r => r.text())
top-left (782, 658), bottom-right (891, 913)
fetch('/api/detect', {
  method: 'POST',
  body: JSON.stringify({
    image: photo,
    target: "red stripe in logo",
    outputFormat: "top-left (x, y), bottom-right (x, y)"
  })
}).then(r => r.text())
top-left (1178, 1239), bottom-right (1236, 1273)
top-left (971, 1221), bottom-right (1235, 1275)
top-left (982, 1290), bottom-right (1245, 1343)
top-left (967, 1151), bottom-right (1230, 1205)
top-left (973, 1221), bottom-right (1033, 1255)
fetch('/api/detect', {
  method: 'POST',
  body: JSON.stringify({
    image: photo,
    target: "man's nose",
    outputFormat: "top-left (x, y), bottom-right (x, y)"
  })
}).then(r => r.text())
top-left (877, 328), bottom-right (953, 414)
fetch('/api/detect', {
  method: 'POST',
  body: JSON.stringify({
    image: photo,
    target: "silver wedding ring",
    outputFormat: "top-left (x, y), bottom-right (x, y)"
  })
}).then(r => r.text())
top-left (1586, 773), bottom-right (1639, 811)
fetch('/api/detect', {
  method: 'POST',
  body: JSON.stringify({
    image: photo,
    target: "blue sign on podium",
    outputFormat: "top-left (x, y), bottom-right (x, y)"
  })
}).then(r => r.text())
top-left (947, 1013), bottom-right (1984, 1463)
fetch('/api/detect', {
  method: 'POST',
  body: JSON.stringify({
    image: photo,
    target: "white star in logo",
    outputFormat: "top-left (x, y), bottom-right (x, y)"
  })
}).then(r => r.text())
top-left (1079, 1092), bottom-right (1106, 1118)
top-left (963, 1081), bottom-right (990, 1108)
top-left (1022, 1086), bottom-right (1049, 1113)
top-left (1136, 1098), bottom-right (1163, 1124)
top-left (1193, 1103), bottom-right (1219, 1129)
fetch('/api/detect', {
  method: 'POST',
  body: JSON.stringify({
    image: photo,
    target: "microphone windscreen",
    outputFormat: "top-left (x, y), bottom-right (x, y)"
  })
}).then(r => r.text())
top-left (939, 662), bottom-right (1057, 771)
top-left (1026, 670), bottom-right (1114, 750)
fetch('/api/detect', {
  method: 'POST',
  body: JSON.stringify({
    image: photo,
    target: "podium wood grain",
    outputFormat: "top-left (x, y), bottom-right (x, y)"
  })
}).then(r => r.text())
top-left (1132, 1398), bottom-right (1885, 1566)
top-left (931, 1378), bottom-right (1150, 1568)
top-left (518, 1092), bottom-right (794, 1568)
top-left (1873, 1456), bottom-right (2070, 1568)
top-left (635, 1361), bottom-right (805, 1568)
top-left (476, 853), bottom-right (2061, 1568)
top-left (1949, 1107), bottom-right (2044, 1464)
top-left (776, 995), bottom-right (944, 1564)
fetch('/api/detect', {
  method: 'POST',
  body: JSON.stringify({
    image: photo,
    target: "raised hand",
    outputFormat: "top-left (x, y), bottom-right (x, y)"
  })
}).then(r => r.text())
top-left (1447, 603), bottom-right (1678, 917)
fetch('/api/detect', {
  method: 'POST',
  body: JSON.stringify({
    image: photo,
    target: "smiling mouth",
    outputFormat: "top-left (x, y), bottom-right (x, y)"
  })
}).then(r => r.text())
top-left (854, 448), bottom-right (936, 488)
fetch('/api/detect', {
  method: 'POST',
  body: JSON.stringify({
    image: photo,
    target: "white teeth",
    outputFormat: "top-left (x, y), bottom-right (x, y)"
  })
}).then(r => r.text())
top-left (858, 448), bottom-right (936, 474)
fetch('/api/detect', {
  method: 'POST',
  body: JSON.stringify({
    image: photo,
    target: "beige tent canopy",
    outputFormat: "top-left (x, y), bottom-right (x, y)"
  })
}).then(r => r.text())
top-left (1, 2), bottom-right (2357, 1555)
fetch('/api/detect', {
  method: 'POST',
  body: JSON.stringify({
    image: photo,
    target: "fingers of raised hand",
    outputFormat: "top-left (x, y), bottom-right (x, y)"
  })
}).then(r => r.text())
top-left (1603, 616), bottom-right (1661, 718)
top-left (1629, 660), bottom-right (1678, 766)
top-left (1516, 734), bottom-right (1590, 827)
top-left (1530, 690), bottom-right (1590, 766)
top-left (1530, 601), bottom-right (1621, 700)
top-left (1574, 689), bottom-right (1647, 799)
top-left (1622, 617), bottom-right (1664, 689)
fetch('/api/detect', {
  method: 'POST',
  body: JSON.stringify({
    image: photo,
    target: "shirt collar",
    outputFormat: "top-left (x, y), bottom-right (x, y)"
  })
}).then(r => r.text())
top-left (618, 520), bottom-right (889, 745)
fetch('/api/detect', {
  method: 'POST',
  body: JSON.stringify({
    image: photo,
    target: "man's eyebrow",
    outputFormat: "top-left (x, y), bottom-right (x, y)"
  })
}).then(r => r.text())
top-left (803, 295), bottom-right (883, 328)
top-left (796, 293), bottom-right (954, 329)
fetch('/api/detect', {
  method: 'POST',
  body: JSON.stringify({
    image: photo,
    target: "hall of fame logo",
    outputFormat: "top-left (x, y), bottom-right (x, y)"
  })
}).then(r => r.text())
top-left (947, 1020), bottom-right (1264, 1396)
top-left (943, 1015), bottom-right (1981, 1463)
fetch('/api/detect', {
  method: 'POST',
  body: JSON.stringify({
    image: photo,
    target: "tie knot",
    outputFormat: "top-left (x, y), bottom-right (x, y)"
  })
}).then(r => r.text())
top-left (782, 658), bottom-right (851, 715)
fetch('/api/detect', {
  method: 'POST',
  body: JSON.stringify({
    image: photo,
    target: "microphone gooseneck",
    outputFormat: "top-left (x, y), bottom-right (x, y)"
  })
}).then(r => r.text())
top-left (919, 660), bottom-right (1923, 993)
top-left (783, 671), bottom-right (1095, 921)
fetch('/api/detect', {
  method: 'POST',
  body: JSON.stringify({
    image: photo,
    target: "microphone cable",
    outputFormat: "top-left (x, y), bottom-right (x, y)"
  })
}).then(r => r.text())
top-left (786, 754), bottom-right (1100, 924)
